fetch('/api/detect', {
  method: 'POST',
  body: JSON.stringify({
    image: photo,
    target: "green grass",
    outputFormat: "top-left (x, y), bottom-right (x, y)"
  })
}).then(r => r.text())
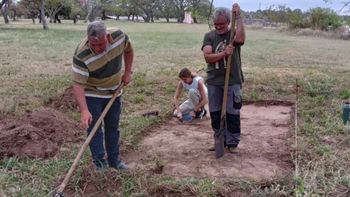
top-left (1, 19), bottom-right (350, 196)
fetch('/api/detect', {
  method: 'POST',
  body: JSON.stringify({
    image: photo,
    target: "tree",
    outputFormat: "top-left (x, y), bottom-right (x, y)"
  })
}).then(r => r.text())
top-left (69, 0), bottom-right (85, 23)
top-left (158, 0), bottom-right (176, 22)
top-left (18, 0), bottom-right (41, 23)
top-left (0, 0), bottom-right (10, 24)
top-left (264, 4), bottom-right (291, 25)
top-left (174, 0), bottom-right (188, 22)
top-left (40, 0), bottom-right (49, 29)
top-left (130, 0), bottom-right (159, 22)
top-left (80, 0), bottom-right (102, 22)
top-left (46, 0), bottom-right (67, 23)
top-left (287, 9), bottom-right (308, 29)
top-left (9, 0), bottom-right (26, 21)
top-left (308, 7), bottom-right (341, 30)
top-left (188, 0), bottom-right (210, 23)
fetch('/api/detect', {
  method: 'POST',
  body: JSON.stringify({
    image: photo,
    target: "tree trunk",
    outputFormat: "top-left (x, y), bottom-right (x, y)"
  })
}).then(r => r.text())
top-left (193, 17), bottom-right (197, 23)
top-left (85, 4), bottom-right (98, 22)
top-left (0, 0), bottom-right (8, 9)
top-left (142, 15), bottom-right (150, 22)
top-left (12, 10), bottom-right (16, 21)
top-left (41, 0), bottom-right (48, 30)
top-left (73, 16), bottom-right (77, 24)
top-left (1, 3), bottom-right (9, 24)
top-left (54, 14), bottom-right (61, 23)
top-left (102, 10), bottom-right (106, 20)
top-left (86, 8), bottom-right (96, 22)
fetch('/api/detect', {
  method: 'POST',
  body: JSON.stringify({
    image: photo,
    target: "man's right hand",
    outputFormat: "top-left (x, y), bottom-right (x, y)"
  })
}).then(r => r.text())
top-left (224, 44), bottom-right (234, 56)
top-left (80, 110), bottom-right (92, 129)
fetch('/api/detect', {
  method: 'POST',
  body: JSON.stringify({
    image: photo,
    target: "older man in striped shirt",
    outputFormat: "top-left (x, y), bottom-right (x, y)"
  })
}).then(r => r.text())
top-left (72, 21), bottom-right (133, 170)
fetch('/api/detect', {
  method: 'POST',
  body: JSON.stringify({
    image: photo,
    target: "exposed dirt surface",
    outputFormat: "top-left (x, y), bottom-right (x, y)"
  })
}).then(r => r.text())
top-left (0, 86), bottom-right (294, 195)
top-left (47, 86), bottom-right (78, 112)
top-left (0, 107), bottom-right (81, 158)
top-left (127, 104), bottom-right (294, 181)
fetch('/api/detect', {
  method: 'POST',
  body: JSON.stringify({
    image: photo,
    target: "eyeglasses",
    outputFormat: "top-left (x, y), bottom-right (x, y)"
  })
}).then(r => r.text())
top-left (214, 22), bottom-right (228, 27)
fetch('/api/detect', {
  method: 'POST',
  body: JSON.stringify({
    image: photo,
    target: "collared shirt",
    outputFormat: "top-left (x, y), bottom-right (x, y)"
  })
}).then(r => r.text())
top-left (72, 29), bottom-right (131, 98)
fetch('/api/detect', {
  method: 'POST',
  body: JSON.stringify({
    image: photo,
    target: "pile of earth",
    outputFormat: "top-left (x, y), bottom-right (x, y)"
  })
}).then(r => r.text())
top-left (46, 86), bottom-right (78, 112)
top-left (0, 107), bottom-right (81, 158)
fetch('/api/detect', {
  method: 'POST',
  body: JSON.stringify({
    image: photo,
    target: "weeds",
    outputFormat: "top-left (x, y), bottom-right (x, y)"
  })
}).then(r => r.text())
top-left (1, 20), bottom-right (350, 196)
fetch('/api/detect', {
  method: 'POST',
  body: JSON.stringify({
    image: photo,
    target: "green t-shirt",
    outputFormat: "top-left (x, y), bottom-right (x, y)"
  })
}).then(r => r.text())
top-left (202, 30), bottom-right (244, 86)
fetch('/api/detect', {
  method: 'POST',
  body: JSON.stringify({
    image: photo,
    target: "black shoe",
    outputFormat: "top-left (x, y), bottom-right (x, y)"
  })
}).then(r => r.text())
top-left (208, 146), bottom-right (215, 151)
top-left (195, 108), bottom-right (207, 119)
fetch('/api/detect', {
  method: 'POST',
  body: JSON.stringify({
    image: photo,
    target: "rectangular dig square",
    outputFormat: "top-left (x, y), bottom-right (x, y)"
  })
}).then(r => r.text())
top-left (127, 102), bottom-right (294, 181)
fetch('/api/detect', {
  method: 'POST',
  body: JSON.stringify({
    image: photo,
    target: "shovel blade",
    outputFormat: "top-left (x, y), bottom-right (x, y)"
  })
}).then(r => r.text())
top-left (215, 130), bottom-right (225, 158)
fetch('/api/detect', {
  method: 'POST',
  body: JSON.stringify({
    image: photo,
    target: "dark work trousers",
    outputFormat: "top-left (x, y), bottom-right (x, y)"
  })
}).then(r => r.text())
top-left (207, 84), bottom-right (242, 146)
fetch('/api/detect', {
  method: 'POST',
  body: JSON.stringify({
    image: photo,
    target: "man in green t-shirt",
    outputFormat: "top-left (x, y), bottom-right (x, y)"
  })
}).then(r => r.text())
top-left (201, 3), bottom-right (245, 152)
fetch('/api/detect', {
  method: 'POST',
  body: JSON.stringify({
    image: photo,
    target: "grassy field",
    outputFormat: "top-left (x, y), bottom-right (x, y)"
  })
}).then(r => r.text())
top-left (1, 19), bottom-right (350, 196)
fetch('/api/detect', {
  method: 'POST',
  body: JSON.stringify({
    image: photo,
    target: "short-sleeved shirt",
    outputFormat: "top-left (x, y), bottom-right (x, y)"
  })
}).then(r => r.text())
top-left (181, 76), bottom-right (208, 95)
top-left (201, 30), bottom-right (244, 86)
top-left (72, 29), bottom-right (131, 98)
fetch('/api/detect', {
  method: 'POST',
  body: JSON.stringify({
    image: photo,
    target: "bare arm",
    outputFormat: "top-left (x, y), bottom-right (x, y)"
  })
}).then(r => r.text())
top-left (194, 80), bottom-right (208, 112)
top-left (173, 81), bottom-right (184, 116)
top-left (72, 84), bottom-right (92, 129)
top-left (122, 43), bottom-right (134, 85)
top-left (203, 45), bottom-right (234, 64)
top-left (232, 3), bottom-right (245, 44)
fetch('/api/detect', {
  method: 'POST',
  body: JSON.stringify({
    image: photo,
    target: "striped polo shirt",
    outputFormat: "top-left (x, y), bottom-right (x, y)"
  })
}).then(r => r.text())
top-left (72, 29), bottom-right (131, 98)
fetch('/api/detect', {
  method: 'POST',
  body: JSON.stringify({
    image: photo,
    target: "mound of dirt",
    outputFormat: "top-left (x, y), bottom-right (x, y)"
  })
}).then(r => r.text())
top-left (127, 103), bottom-right (294, 181)
top-left (0, 107), bottom-right (82, 158)
top-left (47, 86), bottom-right (78, 112)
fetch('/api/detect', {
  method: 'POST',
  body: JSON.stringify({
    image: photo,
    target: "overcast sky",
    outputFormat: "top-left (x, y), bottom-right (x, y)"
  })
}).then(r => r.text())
top-left (214, 0), bottom-right (348, 14)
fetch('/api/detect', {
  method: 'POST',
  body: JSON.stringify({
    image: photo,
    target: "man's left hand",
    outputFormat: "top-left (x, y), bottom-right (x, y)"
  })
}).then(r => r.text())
top-left (232, 3), bottom-right (241, 17)
top-left (122, 72), bottom-right (132, 85)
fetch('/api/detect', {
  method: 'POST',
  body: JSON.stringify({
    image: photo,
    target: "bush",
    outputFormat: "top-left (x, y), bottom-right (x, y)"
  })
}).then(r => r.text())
top-left (308, 8), bottom-right (342, 30)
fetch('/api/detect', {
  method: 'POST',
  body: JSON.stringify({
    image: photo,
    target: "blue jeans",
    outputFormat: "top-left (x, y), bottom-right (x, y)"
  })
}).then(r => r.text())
top-left (86, 96), bottom-right (122, 168)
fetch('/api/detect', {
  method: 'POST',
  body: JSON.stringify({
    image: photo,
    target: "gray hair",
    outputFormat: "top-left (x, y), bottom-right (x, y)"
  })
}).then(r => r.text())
top-left (212, 7), bottom-right (231, 23)
top-left (87, 21), bottom-right (107, 38)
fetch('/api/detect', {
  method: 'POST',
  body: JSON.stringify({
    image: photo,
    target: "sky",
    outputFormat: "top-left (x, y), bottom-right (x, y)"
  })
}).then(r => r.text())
top-left (214, 0), bottom-right (349, 15)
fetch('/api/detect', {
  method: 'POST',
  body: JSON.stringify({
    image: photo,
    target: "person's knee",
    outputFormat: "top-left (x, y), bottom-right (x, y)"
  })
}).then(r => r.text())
top-left (227, 113), bottom-right (240, 133)
top-left (210, 111), bottom-right (221, 130)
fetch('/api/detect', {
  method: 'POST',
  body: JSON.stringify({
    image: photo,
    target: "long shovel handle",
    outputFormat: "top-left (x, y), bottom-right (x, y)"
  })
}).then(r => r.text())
top-left (215, 9), bottom-right (236, 159)
top-left (54, 83), bottom-right (124, 196)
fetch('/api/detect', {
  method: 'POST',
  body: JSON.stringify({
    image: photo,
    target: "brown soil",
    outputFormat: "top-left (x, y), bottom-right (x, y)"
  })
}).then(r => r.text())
top-left (46, 86), bottom-right (78, 112)
top-left (0, 107), bottom-right (81, 158)
top-left (0, 85), bottom-right (294, 195)
top-left (127, 104), bottom-right (294, 181)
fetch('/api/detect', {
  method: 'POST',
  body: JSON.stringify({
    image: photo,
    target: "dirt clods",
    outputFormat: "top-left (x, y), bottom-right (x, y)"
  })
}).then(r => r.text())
top-left (47, 86), bottom-right (78, 112)
top-left (0, 107), bottom-right (81, 158)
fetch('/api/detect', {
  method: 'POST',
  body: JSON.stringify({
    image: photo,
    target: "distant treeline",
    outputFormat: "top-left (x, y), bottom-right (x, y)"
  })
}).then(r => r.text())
top-left (1, 0), bottom-right (349, 30)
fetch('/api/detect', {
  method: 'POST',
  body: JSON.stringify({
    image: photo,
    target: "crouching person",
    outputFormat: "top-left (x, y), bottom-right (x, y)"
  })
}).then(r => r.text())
top-left (173, 68), bottom-right (208, 121)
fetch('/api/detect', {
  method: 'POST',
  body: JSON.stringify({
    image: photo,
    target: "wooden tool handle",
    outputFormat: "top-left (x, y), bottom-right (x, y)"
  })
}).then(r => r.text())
top-left (54, 83), bottom-right (124, 196)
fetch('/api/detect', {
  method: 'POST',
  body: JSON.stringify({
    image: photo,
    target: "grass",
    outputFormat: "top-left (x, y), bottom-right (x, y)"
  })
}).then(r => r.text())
top-left (1, 19), bottom-right (350, 196)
